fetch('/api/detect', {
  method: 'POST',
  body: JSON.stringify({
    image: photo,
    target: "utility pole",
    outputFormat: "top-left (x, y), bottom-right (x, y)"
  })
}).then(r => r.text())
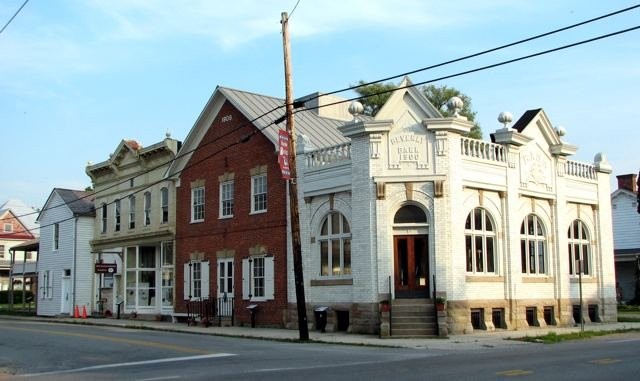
top-left (281, 11), bottom-right (309, 341)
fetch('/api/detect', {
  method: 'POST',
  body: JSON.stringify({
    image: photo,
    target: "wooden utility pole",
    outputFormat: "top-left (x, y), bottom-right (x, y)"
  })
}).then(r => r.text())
top-left (281, 11), bottom-right (309, 341)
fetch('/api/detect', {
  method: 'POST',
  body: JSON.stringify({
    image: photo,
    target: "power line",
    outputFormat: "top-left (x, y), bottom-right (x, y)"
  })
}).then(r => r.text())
top-left (11, 23), bottom-right (640, 238)
top-left (0, 0), bottom-right (29, 35)
top-left (298, 25), bottom-right (640, 115)
top-left (4, 8), bottom-right (639, 230)
top-left (5, 4), bottom-right (638, 223)
top-left (287, 0), bottom-right (302, 20)
top-left (301, 3), bottom-right (640, 103)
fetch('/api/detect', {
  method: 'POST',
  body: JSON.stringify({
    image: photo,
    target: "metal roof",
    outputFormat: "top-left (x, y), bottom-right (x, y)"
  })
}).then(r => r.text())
top-left (57, 189), bottom-right (95, 216)
top-left (219, 87), bottom-right (350, 149)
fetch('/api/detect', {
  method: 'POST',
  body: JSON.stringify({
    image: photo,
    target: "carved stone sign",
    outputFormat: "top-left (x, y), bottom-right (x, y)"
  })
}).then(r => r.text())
top-left (520, 147), bottom-right (552, 191)
top-left (389, 133), bottom-right (428, 169)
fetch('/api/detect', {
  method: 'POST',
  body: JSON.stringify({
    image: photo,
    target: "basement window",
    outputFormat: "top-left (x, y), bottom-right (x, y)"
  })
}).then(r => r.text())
top-left (492, 308), bottom-right (505, 329)
top-left (471, 308), bottom-right (484, 330)
top-left (526, 307), bottom-right (538, 327)
top-left (588, 304), bottom-right (599, 322)
top-left (543, 306), bottom-right (555, 325)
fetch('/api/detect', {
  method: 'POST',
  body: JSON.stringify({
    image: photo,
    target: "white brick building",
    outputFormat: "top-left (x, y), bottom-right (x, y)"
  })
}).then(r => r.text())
top-left (294, 78), bottom-right (616, 335)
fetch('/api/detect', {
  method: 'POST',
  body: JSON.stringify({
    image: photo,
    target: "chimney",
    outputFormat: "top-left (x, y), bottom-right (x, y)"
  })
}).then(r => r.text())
top-left (616, 173), bottom-right (637, 192)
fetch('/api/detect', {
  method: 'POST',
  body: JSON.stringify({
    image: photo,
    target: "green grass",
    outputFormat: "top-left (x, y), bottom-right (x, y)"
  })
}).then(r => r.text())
top-left (519, 329), bottom-right (640, 344)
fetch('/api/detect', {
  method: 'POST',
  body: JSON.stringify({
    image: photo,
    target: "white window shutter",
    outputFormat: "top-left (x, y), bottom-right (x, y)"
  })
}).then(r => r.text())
top-left (201, 261), bottom-right (210, 299)
top-left (48, 271), bottom-right (54, 298)
top-left (183, 263), bottom-right (190, 300)
top-left (242, 258), bottom-right (250, 300)
top-left (265, 256), bottom-right (274, 300)
top-left (39, 272), bottom-right (44, 299)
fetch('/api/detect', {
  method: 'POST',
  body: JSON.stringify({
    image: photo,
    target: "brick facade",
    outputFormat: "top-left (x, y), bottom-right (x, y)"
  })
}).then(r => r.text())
top-left (175, 100), bottom-right (289, 327)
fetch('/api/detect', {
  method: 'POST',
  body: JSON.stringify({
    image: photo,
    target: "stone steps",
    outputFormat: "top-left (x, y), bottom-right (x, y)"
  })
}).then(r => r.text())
top-left (390, 299), bottom-right (438, 337)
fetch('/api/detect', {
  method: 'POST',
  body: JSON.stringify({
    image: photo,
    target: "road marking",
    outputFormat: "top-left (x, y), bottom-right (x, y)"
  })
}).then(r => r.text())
top-left (590, 358), bottom-right (621, 365)
top-left (138, 376), bottom-right (181, 381)
top-left (496, 369), bottom-right (533, 377)
top-left (19, 353), bottom-right (235, 378)
top-left (0, 325), bottom-right (209, 354)
top-left (609, 338), bottom-right (640, 344)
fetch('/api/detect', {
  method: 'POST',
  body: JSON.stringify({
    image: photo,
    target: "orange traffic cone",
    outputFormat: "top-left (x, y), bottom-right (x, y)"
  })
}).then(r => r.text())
top-left (82, 305), bottom-right (87, 319)
top-left (74, 305), bottom-right (79, 318)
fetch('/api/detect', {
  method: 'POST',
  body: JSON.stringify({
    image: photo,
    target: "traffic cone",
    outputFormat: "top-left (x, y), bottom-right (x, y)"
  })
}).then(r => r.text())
top-left (82, 305), bottom-right (87, 319)
top-left (74, 305), bottom-right (79, 318)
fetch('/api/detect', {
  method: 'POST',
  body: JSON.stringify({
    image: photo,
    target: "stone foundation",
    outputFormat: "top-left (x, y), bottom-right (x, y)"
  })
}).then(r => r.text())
top-left (286, 302), bottom-right (380, 334)
top-left (447, 297), bottom-right (618, 334)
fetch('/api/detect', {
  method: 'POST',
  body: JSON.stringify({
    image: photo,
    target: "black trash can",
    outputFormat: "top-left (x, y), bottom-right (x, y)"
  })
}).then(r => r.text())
top-left (314, 306), bottom-right (329, 333)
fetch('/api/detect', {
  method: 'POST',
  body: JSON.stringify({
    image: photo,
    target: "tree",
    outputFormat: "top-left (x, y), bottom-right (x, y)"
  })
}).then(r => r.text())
top-left (353, 81), bottom-right (482, 139)
top-left (350, 81), bottom-right (397, 117)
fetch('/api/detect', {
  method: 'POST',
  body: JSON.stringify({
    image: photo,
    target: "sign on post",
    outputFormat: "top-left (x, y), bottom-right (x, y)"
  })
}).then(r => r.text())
top-left (95, 263), bottom-right (117, 274)
top-left (278, 129), bottom-right (291, 179)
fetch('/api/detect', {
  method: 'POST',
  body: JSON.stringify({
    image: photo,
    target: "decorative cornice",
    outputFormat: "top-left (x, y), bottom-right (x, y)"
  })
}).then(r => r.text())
top-left (338, 120), bottom-right (393, 138)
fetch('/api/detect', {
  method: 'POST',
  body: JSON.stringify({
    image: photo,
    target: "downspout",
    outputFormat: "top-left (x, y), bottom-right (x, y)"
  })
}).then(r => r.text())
top-left (72, 217), bottom-right (78, 312)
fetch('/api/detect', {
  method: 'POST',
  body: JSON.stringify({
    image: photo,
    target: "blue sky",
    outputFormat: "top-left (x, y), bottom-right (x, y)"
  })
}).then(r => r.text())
top-left (1, 0), bottom-right (639, 210)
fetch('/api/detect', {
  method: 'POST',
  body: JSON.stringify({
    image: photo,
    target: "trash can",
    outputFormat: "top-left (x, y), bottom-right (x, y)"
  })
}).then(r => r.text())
top-left (314, 306), bottom-right (329, 333)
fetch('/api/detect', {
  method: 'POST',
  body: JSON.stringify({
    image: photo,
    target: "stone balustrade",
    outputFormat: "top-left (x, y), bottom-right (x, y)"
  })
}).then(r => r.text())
top-left (305, 143), bottom-right (351, 169)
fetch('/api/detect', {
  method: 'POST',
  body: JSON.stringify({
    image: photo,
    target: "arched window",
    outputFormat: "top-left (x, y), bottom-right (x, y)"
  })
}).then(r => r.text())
top-left (465, 208), bottom-right (496, 274)
top-left (318, 212), bottom-right (351, 276)
top-left (394, 204), bottom-right (427, 224)
top-left (160, 187), bottom-right (169, 223)
top-left (520, 214), bottom-right (547, 275)
top-left (100, 203), bottom-right (107, 233)
top-left (144, 191), bottom-right (152, 226)
top-left (568, 219), bottom-right (591, 275)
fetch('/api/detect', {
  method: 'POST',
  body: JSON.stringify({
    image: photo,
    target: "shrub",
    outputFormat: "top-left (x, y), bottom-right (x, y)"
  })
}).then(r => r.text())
top-left (0, 290), bottom-right (35, 304)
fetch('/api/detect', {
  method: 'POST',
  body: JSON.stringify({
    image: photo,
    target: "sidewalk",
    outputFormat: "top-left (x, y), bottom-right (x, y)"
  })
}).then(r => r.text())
top-left (4, 314), bottom-right (640, 351)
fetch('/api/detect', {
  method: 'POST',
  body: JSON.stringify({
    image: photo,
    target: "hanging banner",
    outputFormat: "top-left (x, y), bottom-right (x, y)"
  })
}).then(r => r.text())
top-left (278, 129), bottom-right (291, 179)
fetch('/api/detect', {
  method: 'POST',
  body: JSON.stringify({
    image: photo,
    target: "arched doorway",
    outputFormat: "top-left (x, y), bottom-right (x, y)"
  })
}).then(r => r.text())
top-left (393, 204), bottom-right (429, 298)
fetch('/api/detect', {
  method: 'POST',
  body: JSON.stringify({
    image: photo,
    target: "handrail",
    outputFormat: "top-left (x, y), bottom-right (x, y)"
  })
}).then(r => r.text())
top-left (388, 275), bottom-right (393, 337)
top-left (433, 274), bottom-right (439, 336)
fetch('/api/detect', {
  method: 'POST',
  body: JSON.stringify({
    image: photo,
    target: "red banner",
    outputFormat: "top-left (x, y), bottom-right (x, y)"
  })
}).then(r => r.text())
top-left (278, 129), bottom-right (291, 179)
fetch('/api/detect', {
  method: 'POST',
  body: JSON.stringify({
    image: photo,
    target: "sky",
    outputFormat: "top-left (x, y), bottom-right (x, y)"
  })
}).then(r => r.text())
top-left (1, 0), bottom-right (639, 211)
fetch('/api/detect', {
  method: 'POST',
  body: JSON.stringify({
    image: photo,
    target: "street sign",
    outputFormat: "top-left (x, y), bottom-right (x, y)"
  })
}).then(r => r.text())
top-left (95, 263), bottom-right (117, 274)
top-left (278, 129), bottom-right (291, 179)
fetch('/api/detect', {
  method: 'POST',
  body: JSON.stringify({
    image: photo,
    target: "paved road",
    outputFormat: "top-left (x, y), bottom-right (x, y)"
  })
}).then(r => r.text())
top-left (0, 319), bottom-right (639, 380)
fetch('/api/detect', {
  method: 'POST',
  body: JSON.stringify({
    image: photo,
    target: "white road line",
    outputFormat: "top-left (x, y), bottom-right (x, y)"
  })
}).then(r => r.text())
top-left (19, 353), bottom-right (235, 378)
top-left (609, 338), bottom-right (640, 344)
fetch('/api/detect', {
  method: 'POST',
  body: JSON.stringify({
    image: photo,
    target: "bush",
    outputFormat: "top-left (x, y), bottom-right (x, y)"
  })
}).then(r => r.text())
top-left (0, 290), bottom-right (35, 304)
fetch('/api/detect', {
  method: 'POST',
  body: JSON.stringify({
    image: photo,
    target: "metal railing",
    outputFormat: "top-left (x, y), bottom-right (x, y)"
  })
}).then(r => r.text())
top-left (186, 296), bottom-right (235, 327)
top-left (433, 274), bottom-right (439, 336)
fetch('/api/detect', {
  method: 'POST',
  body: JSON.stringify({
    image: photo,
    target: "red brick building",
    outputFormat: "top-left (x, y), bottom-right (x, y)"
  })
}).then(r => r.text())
top-left (169, 87), bottom-right (348, 327)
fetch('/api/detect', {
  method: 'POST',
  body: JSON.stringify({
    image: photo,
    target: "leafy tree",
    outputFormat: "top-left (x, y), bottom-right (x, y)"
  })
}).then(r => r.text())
top-left (350, 81), bottom-right (397, 116)
top-left (353, 81), bottom-right (482, 139)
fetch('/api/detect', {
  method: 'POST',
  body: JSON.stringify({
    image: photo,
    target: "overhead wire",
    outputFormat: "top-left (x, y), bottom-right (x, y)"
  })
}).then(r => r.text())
top-left (3, 8), bottom-right (639, 234)
top-left (6, 3), bottom-right (638, 224)
top-left (4, 3), bottom-right (637, 223)
top-left (0, 0), bottom-right (29, 35)
top-left (300, 3), bottom-right (640, 103)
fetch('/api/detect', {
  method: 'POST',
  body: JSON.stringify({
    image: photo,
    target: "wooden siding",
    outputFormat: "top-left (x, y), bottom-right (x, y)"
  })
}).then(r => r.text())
top-left (612, 192), bottom-right (640, 250)
top-left (36, 192), bottom-right (94, 316)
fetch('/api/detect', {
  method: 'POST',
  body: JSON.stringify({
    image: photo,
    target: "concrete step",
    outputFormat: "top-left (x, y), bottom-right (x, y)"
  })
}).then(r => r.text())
top-left (389, 299), bottom-right (438, 338)
top-left (392, 316), bottom-right (436, 324)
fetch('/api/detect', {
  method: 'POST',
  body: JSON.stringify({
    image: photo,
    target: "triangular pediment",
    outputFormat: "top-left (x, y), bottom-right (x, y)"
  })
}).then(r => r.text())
top-left (111, 140), bottom-right (142, 167)
top-left (512, 109), bottom-right (576, 157)
top-left (375, 77), bottom-right (441, 122)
